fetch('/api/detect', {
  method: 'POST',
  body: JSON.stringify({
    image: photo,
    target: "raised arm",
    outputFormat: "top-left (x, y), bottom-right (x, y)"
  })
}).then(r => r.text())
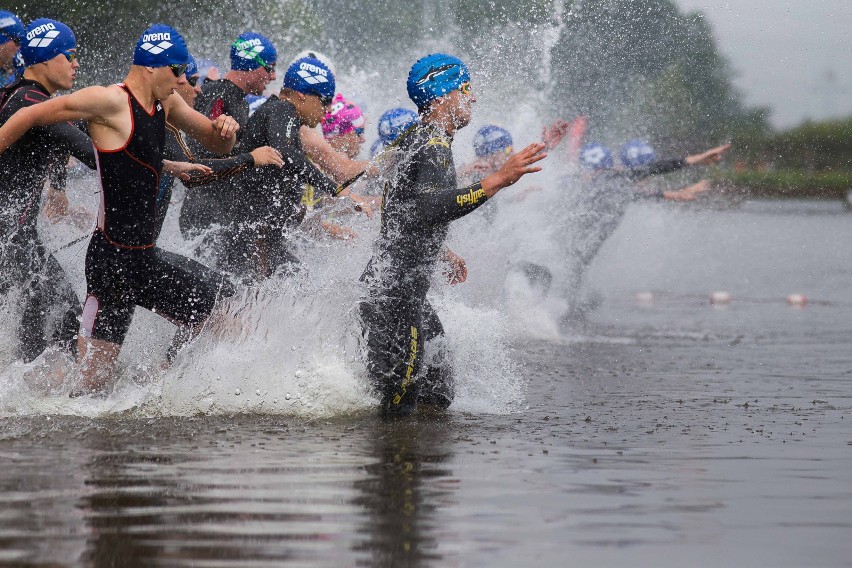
top-left (411, 142), bottom-right (546, 225)
top-left (165, 92), bottom-right (237, 156)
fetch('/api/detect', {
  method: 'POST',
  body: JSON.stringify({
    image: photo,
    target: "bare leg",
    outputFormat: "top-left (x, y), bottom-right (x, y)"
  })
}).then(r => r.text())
top-left (74, 336), bottom-right (121, 395)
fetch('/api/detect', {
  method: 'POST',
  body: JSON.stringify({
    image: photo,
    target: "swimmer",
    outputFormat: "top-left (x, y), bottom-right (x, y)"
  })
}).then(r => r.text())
top-left (560, 139), bottom-right (730, 323)
top-left (0, 24), bottom-right (241, 394)
top-left (0, 18), bottom-right (96, 363)
top-left (370, 107), bottom-right (419, 158)
top-left (180, 32), bottom-right (278, 237)
top-left (157, 54), bottom-right (283, 241)
top-left (0, 11), bottom-right (24, 88)
top-left (359, 53), bottom-right (547, 418)
top-left (221, 56), bottom-right (362, 281)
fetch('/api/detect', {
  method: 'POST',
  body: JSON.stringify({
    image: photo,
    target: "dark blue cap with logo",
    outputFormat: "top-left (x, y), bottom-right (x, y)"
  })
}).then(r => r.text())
top-left (133, 24), bottom-right (189, 67)
top-left (283, 56), bottom-right (335, 102)
top-left (0, 11), bottom-right (24, 43)
top-left (21, 19), bottom-right (76, 67)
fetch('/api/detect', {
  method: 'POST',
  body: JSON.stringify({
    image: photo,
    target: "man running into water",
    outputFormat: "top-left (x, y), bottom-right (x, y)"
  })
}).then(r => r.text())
top-left (180, 32), bottom-right (278, 237)
top-left (560, 139), bottom-right (730, 323)
top-left (157, 54), bottom-right (284, 242)
top-left (360, 53), bottom-right (547, 418)
top-left (224, 56), bottom-right (364, 281)
top-left (0, 24), bottom-right (240, 394)
top-left (0, 11), bottom-right (24, 88)
top-left (0, 18), bottom-right (96, 362)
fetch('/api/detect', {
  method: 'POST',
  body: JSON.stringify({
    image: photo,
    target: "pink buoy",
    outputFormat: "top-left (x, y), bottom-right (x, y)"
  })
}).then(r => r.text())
top-left (710, 291), bottom-right (731, 305)
top-left (786, 294), bottom-right (807, 306)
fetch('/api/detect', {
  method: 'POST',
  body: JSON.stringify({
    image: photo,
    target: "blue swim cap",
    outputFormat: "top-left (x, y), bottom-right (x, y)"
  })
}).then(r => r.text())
top-left (369, 139), bottom-right (385, 158)
top-left (620, 139), bottom-right (655, 168)
top-left (133, 24), bottom-right (189, 68)
top-left (579, 143), bottom-right (614, 170)
top-left (474, 125), bottom-right (513, 157)
top-left (21, 19), bottom-right (76, 67)
top-left (231, 32), bottom-right (277, 71)
top-left (0, 11), bottom-right (24, 43)
top-left (283, 57), bottom-right (335, 102)
top-left (185, 54), bottom-right (199, 78)
top-left (407, 53), bottom-right (470, 110)
top-left (377, 108), bottom-right (419, 144)
top-left (245, 94), bottom-right (267, 117)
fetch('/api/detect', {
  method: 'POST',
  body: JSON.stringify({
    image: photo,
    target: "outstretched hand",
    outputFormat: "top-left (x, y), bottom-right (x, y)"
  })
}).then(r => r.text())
top-left (665, 179), bottom-right (713, 201)
top-left (163, 160), bottom-right (214, 181)
top-left (541, 119), bottom-right (572, 150)
top-left (482, 142), bottom-right (547, 197)
top-left (686, 143), bottom-right (731, 166)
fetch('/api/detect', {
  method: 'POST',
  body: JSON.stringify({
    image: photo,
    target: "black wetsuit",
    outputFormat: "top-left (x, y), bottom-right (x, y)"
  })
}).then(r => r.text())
top-left (179, 79), bottom-right (250, 237)
top-left (560, 159), bottom-right (688, 317)
top-left (81, 84), bottom-right (233, 346)
top-left (0, 78), bottom-right (96, 361)
top-left (155, 122), bottom-right (255, 241)
top-left (221, 95), bottom-right (340, 281)
top-left (360, 123), bottom-right (489, 417)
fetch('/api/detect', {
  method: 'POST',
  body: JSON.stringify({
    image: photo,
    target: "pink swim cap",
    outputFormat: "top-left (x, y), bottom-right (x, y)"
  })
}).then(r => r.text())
top-left (322, 93), bottom-right (365, 139)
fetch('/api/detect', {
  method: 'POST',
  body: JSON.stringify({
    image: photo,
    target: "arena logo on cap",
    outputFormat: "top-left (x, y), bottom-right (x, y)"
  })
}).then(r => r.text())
top-left (297, 62), bottom-right (328, 84)
top-left (235, 38), bottom-right (264, 60)
top-left (140, 32), bottom-right (173, 55)
top-left (26, 23), bottom-right (58, 47)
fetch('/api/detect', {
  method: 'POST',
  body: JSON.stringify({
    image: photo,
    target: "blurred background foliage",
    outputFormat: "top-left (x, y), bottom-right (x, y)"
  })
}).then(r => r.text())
top-left (8, 0), bottom-right (848, 189)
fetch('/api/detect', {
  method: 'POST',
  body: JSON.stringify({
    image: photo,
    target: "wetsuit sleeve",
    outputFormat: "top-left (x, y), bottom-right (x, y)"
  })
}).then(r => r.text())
top-left (47, 152), bottom-right (69, 191)
top-left (627, 158), bottom-right (687, 180)
top-left (408, 140), bottom-right (488, 225)
top-left (46, 122), bottom-right (97, 170)
top-left (183, 153), bottom-right (255, 188)
top-left (264, 102), bottom-right (339, 196)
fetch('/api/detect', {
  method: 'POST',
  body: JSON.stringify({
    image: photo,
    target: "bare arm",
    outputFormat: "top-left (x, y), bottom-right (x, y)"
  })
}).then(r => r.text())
top-left (685, 143), bottom-right (731, 166)
top-left (300, 126), bottom-right (369, 183)
top-left (0, 85), bottom-right (121, 153)
top-left (165, 93), bottom-right (237, 156)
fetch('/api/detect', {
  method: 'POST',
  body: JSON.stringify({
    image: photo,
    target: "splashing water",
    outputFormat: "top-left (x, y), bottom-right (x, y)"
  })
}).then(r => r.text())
top-left (0, 2), bottom-right (614, 419)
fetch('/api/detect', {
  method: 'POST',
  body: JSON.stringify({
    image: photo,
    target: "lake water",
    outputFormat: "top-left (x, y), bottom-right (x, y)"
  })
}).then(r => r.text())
top-left (1, 199), bottom-right (850, 567)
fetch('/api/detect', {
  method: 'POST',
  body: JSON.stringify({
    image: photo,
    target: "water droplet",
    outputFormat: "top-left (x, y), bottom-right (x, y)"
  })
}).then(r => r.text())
top-left (235, 389), bottom-right (241, 396)
top-left (255, 389), bottom-right (262, 396)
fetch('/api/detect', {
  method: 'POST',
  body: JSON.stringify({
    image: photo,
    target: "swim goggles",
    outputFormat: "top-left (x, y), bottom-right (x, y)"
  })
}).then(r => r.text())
top-left (231, 41), bottom-right (275, 74)
top-left (61, 49), bottom-right (78, 63)
top-left (169, 63), bottom-right (188, 78)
